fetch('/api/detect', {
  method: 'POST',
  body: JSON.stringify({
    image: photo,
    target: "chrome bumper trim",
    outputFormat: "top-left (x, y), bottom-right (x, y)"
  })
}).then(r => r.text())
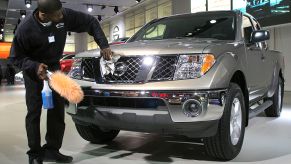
top-left (66, 89), bottom-right (227, 123)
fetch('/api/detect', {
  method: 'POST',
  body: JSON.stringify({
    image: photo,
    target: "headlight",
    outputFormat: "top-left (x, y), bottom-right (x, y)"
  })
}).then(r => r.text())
top-left (174, 54), bottom-right (215, 80)
top-left (68, 58), bottom-right (82, 80)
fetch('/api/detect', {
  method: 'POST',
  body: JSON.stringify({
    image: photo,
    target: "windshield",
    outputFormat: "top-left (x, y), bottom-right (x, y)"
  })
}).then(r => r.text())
top-left (129, 14), bottom-right (236, 42)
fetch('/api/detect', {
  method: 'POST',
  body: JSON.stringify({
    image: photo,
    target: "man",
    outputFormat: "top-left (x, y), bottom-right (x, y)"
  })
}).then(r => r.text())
top-left (9, 0), bottom-right (112, 163)
top-left (5, 64), bottom-right (11, 85)
top-left (0, 64), bottom-right (2, 86)
top-left (6, 63), bottom-right (16, 85)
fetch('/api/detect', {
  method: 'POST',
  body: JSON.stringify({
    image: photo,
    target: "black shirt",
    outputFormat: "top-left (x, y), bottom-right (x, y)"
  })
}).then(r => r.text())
top-left (9, 8), bottom-right (109, 77)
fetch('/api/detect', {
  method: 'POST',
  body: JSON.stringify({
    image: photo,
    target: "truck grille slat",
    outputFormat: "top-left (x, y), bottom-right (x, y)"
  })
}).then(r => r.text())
top-left (82, 58), bottom-right (95, 80)
top-left (104, 57), bottom-right (142, 83)
top-left (79, 96), bottom-right (166, 109)
top-left (151, 56), bottom-right (178, 81)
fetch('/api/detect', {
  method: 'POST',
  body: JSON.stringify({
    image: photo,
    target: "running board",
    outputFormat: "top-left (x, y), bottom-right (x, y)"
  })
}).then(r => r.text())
top-left (249, 100), bottom-right (273, 119)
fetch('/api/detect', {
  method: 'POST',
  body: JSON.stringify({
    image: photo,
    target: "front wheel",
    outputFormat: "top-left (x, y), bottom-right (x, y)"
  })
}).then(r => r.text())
top-left (75, 123), bottom-right (120, 144)
top-left (204, 83), bottom-right (246, 160)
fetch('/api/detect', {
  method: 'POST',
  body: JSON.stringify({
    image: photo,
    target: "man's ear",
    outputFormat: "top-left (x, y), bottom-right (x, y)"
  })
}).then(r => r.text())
top-left (39, 12), bottom-right (46, 18)
top-left (39, 12), bottom-right (49, 21)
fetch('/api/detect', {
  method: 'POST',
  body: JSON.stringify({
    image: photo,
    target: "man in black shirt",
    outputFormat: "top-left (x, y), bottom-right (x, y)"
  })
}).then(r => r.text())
top-left (6, 63), bottom-right (16, 85)
top-left (0, 64), bottom-right (2, 86)
top-left (9, 0), bottom-right (112, 163)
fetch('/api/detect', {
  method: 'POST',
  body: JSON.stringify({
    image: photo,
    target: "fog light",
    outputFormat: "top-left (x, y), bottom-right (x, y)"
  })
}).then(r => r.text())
top-left (182, 99), bottom-right (202, 117)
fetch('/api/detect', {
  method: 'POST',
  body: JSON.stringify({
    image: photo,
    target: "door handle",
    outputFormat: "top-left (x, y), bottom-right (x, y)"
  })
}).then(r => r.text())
top-left (260, 53), bottom-right (265, 60)
top-left (248, 46), bottom-right (259, 51)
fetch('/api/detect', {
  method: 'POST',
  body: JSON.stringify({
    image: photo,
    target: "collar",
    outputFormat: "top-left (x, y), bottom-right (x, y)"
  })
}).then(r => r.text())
top-left (40, 21), bottom-right (52, 27)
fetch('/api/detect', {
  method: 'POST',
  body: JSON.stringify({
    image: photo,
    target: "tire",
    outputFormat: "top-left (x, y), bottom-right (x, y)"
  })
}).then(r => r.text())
top-left (204, 83), bottom-right (246, 160)
top-left (75, 124), bottom-right (119, 144)
top-left (265, 77), bottom-right (284, 117)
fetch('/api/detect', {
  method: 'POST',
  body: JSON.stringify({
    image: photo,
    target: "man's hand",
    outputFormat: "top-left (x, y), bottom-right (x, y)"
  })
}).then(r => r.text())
top-left (37, 63), bottom-right (48, 80)
top-left (101, 48), bottom-right (113, 61)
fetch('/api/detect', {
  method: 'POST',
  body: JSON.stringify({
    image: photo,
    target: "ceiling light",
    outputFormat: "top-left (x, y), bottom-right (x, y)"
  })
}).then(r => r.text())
top-left (136, 0), bottom-right (141, 3)
top-left (26, 3), bottom-right (31, 8)
top-left (25, 0), bottom-right (31, 8)
top-left (97, 15), bottom-right (102, 21)
top-left (1, 28), bottom-right (3, 32)
top-left (87, 4), bottom-right (93, 12)
top-left (101, 5), bottom-right (106, 10)
top-left (114, 6), bottom-right (119, 14)
top-left (20, 10), bottom-right (26, 18)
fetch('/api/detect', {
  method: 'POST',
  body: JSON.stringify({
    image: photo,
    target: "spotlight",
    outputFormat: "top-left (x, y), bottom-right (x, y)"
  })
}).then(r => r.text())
top-left (20, 10), bottom-right (26, 18)
top-left (25, 0), bottom-right (31, 8)
top-left (210, 20), bottom-right (217, 24)
top-left (1, 28), bottom-right (3, 32)
top-left (87, 4), bottom-right (93, 12)
top-left (143, 57), bottom-right (154, 66)
top-left (101, 5), bottom-right (106, 10)
top-left (136, 0), bottom-right (141, 3)
top-left (97, 15), bottom-right (102, 21)
top-left (114, 6), bottom-right (119, 14)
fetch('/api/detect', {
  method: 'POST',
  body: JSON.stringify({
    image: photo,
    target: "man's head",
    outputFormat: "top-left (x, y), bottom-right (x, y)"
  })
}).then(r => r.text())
top-left (37, 0), bottom-right (63, 23)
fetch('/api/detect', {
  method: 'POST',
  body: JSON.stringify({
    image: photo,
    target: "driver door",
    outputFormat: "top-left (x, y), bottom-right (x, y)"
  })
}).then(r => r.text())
top-left (242, 15), bottom-right (266, 101)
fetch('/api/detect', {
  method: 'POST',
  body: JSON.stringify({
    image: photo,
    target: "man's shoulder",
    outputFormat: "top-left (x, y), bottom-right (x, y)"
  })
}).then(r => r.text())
top-left (16, 14), bottom-right (35, 36)
top-left (63, 7), bottom-right (88, 17)
top-left (63, 8), bottom-right (75, 15)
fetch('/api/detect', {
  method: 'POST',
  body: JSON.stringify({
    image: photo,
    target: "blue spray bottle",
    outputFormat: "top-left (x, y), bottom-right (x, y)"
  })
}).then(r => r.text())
top-left (42, 80), bottom-right (54, 109)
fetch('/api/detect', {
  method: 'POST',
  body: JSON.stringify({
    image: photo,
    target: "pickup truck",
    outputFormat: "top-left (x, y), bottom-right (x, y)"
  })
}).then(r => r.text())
top-left (67, 11), bottom-right (285, 160)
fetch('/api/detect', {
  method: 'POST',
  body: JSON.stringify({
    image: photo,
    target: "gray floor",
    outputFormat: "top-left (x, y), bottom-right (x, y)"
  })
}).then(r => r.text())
top-left (1, 85), bottom-right (291, 164)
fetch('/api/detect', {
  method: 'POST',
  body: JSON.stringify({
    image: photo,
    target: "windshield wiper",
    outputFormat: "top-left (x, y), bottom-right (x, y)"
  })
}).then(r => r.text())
top-left (174, 37), bottom-right (220, 41)
top-left (174, 36), bottom-right (198, 39)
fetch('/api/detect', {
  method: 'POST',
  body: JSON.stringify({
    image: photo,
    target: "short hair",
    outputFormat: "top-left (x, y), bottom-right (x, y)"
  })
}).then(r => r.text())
top-left (38, 0), bottom-right (62, 14)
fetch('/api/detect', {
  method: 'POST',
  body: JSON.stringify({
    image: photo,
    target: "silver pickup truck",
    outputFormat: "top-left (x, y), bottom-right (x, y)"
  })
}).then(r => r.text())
top-left (67, 11), bottom-right (285, 160)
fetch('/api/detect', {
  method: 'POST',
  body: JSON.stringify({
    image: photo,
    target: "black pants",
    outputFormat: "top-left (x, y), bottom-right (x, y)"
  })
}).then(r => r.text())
top-left (23, 70), bottom-right (65, 158)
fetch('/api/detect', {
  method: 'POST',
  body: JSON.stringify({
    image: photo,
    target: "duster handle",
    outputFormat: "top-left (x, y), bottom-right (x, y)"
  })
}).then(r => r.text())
top-left (46, 71), bottom-right (53, 80)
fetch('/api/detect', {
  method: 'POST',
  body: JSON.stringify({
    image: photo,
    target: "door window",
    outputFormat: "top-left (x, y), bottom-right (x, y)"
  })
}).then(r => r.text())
top-left (242, 15), bottom-right (254, 45)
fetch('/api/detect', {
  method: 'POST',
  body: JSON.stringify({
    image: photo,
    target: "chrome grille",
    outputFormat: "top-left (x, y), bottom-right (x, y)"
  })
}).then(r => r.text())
top-left (82, 58), bottom-right (95, 80)
top-left (80, 56), bottom-right (178, 83)
top-left (151, 56), bottom-right (178, 81)
top-left (104, 57), bottom-right (142, 83)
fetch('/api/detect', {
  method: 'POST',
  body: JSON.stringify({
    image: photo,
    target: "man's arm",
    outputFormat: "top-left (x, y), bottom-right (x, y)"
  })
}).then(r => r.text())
top-left (9, 32), bottom-right (40, 77)
top-left (9, 31), bottom-right (49, 80)
top-left (64, 8), bottom-right (109, 50)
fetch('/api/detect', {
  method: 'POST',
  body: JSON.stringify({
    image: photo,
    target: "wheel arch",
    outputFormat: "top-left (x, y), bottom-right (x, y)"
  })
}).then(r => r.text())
top-left (267, 62), bottom-right (285, 98)
top-left (230, 70), bottom-right (249, 126)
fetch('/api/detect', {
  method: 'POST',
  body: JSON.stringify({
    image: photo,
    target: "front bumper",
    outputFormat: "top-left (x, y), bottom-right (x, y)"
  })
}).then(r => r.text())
top-left (67, 88), bottom-right (227, 137)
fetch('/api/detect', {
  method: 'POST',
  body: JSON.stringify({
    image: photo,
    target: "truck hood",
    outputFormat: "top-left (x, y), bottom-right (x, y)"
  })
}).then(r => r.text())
top-left (76, 39), bottom-right (233, 58)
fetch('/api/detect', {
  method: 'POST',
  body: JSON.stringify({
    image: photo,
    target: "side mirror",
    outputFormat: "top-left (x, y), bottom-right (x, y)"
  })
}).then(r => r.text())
top-left (251, 30), bottom-right (270, 43)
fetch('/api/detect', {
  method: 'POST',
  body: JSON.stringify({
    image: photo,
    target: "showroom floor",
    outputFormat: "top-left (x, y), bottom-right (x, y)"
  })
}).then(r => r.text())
top-left (1, 84), bottom-right (291, 164)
